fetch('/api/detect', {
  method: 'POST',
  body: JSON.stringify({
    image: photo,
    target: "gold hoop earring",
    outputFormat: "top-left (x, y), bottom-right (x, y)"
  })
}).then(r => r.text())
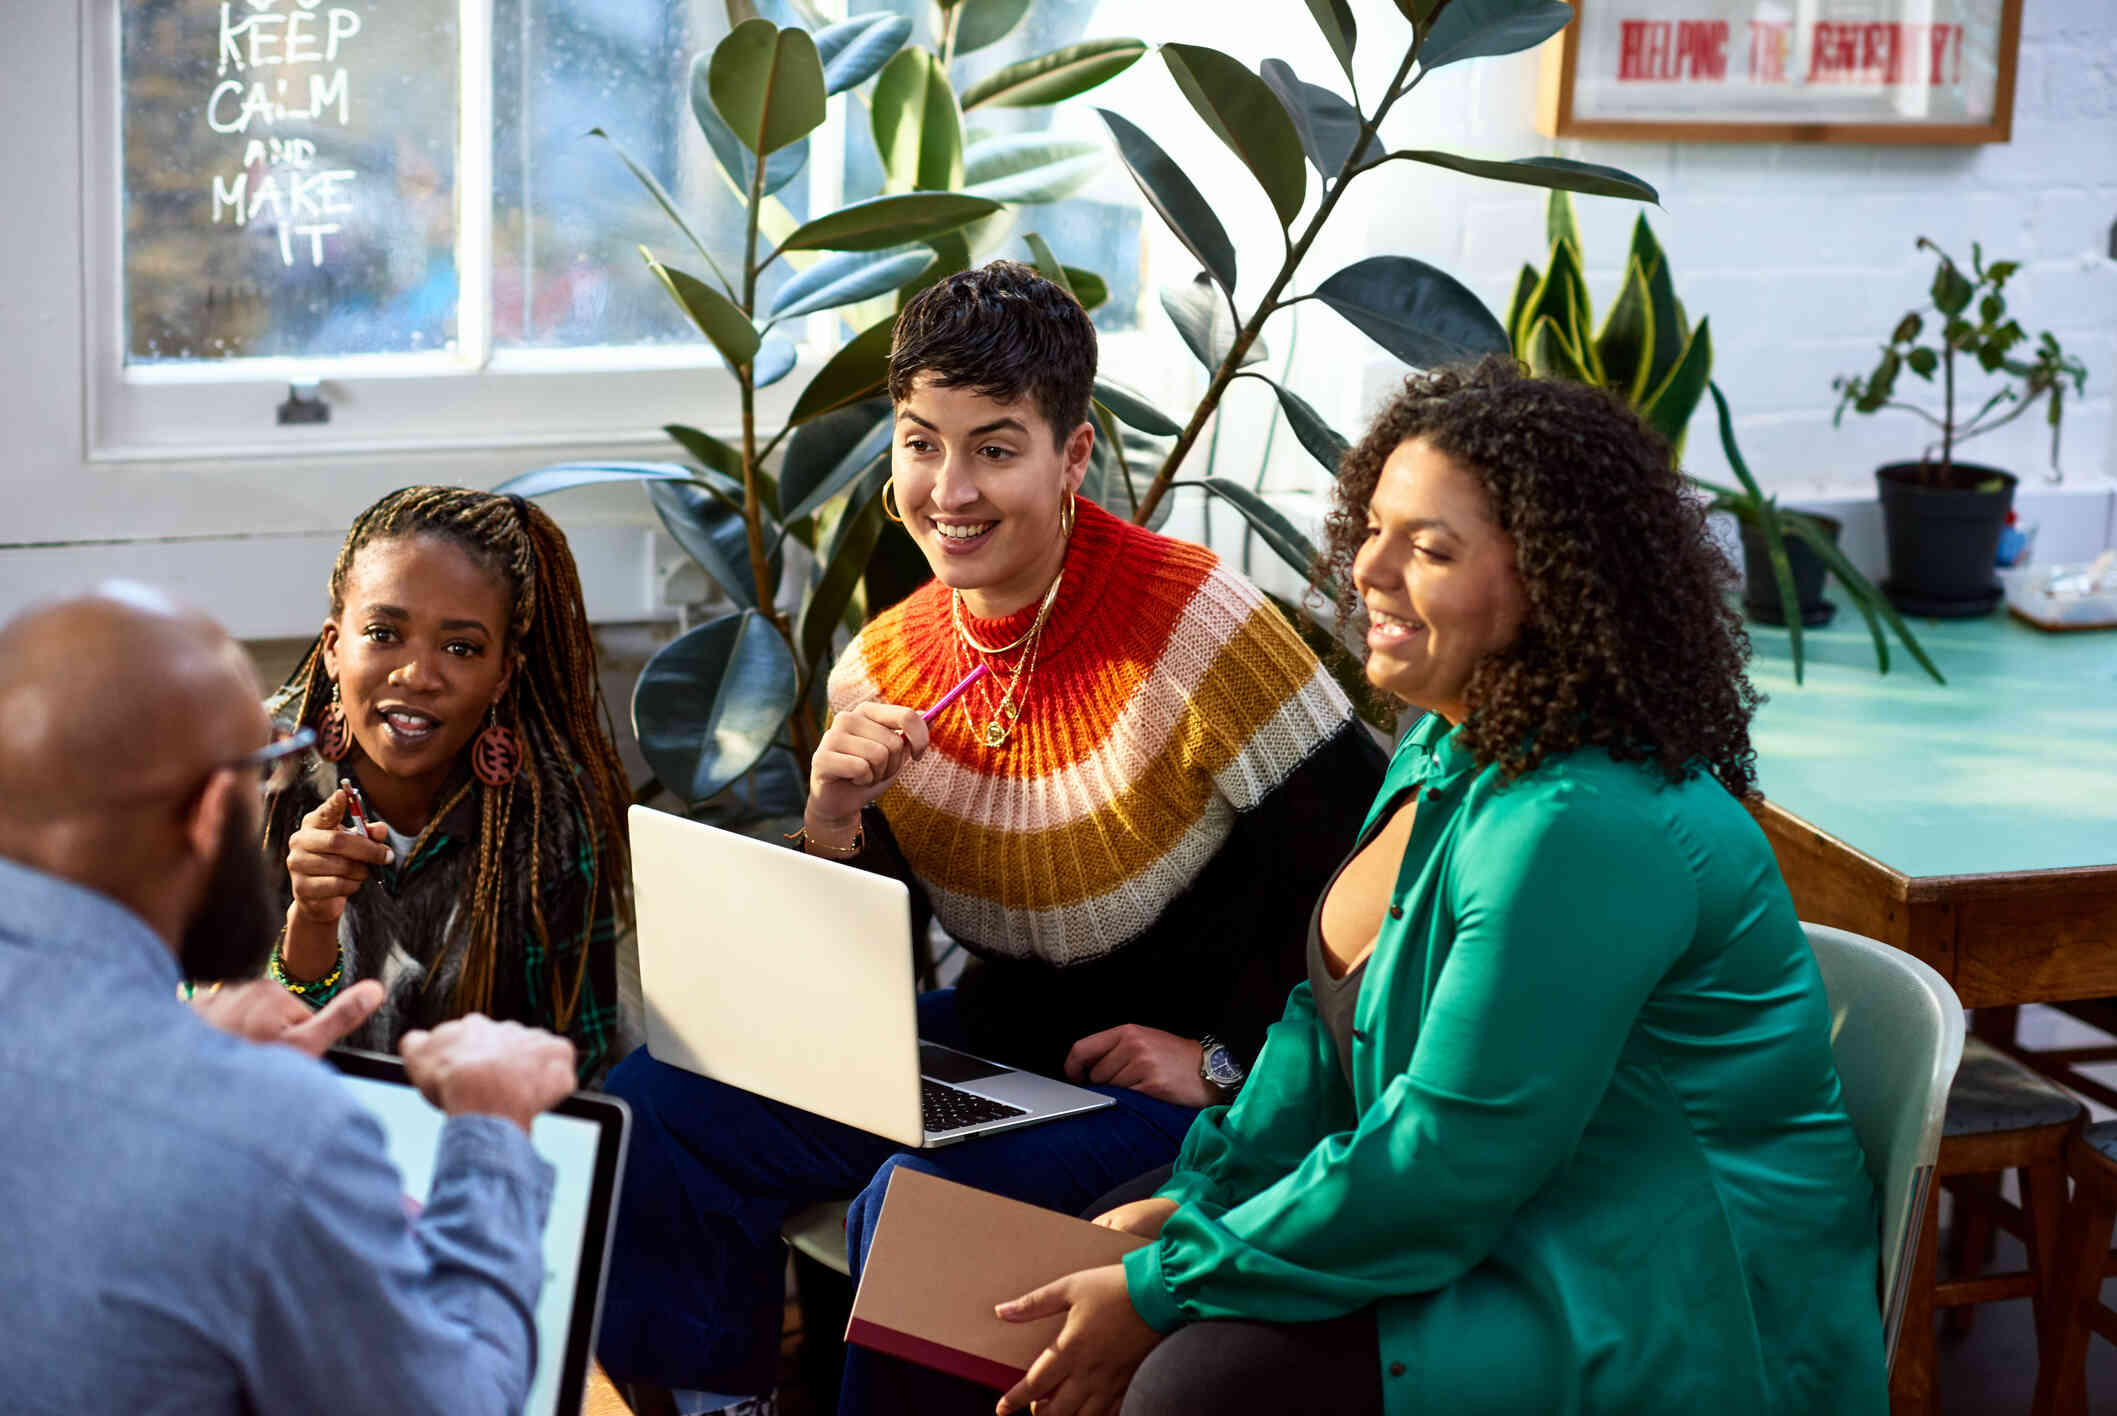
top-left (882, 481), bottom-right (905, 524)
top-left (1059, 488), bottom-right (1077, 539)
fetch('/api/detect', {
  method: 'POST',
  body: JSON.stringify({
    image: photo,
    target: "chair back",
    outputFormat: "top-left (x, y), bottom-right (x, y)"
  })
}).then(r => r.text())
top-left (1802, 922), bottom-right (1964, 1373)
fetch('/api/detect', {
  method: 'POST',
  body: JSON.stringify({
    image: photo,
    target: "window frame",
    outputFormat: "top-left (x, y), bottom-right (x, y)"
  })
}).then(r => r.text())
top-left (81, 0), bottom-right (842, 464)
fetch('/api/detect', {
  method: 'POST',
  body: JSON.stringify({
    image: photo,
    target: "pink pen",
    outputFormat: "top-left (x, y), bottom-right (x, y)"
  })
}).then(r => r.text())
top-left (921, 663), bottom-right (991, 723)
top-left (340, 781), bottom-right (371, 836)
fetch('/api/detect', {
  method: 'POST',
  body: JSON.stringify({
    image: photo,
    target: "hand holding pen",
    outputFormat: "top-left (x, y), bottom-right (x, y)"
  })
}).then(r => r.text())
top-left (284, 782), bottom-right (395, 932)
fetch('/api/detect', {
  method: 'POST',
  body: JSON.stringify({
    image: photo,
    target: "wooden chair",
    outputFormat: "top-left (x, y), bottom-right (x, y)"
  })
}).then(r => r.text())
top-left (1892, 1036), bottom-right (2082, 1415)
top-left (2034, 1121), bottom-right (2117, 1415)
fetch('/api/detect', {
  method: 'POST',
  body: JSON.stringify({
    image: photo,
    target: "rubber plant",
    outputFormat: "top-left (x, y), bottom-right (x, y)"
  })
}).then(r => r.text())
top-left (1048, 0), bottom-right (1663, 693)
top-left (497, 2), bottom-right (1147, 817)
top-left (1507, 189), bottom-right (1941, 685)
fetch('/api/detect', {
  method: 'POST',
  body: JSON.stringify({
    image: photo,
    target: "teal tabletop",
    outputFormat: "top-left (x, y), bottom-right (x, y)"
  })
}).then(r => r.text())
top-left (1746, 612), bottom-right (2117, 880)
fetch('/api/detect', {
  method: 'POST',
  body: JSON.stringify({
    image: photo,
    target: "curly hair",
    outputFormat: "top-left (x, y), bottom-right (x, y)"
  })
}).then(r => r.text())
top-left (267, 486), bottom-right (633, 1027)
top-left (1321, 356), bottom-right (1760, 796)
top-left (889, 260), bottom-right (1097, 447)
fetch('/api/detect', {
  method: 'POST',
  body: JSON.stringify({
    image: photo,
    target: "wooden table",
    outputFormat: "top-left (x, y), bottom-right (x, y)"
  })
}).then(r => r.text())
top-left (1744, 611), bottom-right (2117, 1009)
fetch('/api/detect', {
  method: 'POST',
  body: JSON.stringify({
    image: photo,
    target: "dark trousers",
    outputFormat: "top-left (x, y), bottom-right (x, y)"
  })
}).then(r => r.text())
top-left (593, 989), bottom-right (1200, 1412)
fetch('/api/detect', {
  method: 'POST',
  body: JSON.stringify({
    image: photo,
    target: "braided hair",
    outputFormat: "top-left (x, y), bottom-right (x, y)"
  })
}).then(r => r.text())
top-left (268, 486), bottom-right (632, 1027)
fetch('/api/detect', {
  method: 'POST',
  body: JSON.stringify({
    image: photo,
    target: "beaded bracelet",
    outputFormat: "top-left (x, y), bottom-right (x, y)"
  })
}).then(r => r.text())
top-left (268, 941), bottom-right (345, 1007)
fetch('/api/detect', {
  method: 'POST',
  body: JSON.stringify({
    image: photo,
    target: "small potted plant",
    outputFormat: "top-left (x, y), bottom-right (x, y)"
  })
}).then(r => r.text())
top-left (1833, 238), bottom-right (2088, 617)
top-left (1510, 192), bottom-right (1939, 683)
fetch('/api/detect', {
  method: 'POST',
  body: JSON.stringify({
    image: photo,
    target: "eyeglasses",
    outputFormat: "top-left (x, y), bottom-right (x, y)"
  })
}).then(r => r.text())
top-left (232, 725), bottom-right (317, 797)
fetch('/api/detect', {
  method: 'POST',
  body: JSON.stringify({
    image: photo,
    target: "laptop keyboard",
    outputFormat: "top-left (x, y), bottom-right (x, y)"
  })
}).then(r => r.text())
top-left (921, 1077), bottom-right (1029, 1133)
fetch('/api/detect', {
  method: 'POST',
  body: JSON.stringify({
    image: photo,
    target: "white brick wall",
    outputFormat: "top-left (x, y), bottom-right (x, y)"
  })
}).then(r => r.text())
top-left (1112, 0), bottom-right (2117, 582)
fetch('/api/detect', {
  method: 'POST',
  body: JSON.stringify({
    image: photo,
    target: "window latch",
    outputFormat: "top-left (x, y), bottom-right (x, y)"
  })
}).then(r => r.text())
top-left (277, 382), bottom-right (330, 426)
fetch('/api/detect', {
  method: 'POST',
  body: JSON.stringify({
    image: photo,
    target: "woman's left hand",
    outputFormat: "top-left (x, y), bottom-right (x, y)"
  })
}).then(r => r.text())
top-left (1063, 1024), bottom-right (1220, 1108)
top-left (994, 1264), bottom-right (1161, 1416)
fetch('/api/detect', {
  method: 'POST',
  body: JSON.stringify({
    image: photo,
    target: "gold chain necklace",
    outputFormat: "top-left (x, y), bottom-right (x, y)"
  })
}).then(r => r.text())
top-left (951, 565), bottom-right (1065, 656)
top-left (951, 570), bottom-right (1064, 749)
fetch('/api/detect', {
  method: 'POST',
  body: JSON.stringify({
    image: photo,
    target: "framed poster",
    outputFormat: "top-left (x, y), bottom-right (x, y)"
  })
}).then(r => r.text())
top-left (1537, 0), bottom-right (2022, 144)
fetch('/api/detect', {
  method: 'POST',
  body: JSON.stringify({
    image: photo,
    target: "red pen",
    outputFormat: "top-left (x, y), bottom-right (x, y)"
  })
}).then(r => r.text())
top-left (921, 663), bottom-right (991, 723)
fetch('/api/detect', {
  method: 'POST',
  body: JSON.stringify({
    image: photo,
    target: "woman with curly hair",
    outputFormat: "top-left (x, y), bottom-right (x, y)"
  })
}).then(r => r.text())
top-left (262, 486), bottom-right (634, 1084)
top-left (991, 357), bottom-right (1887, 1416)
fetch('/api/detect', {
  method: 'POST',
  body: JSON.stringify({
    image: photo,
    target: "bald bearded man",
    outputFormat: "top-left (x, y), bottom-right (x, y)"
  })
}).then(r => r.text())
top-left (0, 585), bottom-right (582, 1416)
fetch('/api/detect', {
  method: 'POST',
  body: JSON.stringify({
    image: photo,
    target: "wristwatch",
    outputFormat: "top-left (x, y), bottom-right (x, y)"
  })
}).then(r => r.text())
top-left (1198, 1034), bottom-right (1247, 1098)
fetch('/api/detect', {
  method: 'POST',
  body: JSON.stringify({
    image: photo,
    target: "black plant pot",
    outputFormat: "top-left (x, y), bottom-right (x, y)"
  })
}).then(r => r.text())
top-left (1875, 461), bottom-right (2016, 617)
top-left (1740, 514), bottom-right (1841, 627)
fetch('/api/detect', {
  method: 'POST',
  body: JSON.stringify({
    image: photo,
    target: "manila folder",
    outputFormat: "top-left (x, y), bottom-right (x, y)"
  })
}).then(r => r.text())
top-left (844, 1166), bottom-right (1150, 1390)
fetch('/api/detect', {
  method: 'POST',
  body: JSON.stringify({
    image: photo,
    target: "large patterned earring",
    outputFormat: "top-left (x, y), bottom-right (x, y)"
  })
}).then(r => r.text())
top-left (317, 680), bottom-right (351, 763)
top-left (881, 480), bottom-right (905, 524)
top-left (472, 702), bottom-right (522, 787)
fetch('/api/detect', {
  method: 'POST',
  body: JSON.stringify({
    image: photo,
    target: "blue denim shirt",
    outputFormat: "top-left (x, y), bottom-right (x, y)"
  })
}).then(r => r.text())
top-left (0, 856), bottom-right (556, 1415)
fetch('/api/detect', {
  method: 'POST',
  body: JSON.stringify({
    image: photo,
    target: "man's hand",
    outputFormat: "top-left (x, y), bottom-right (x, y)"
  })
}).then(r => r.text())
top-left (191, 978), bottom-right (385, 1058)
top-left (400, 1015), bottom-right (577, 1136)
top-left (1091, 1197), bottom-right (1179, 1242)
top-left (994, 1264), bottom-right (1161, 1416)
top-left (1064, 1025), bottom-right (1219, 1109)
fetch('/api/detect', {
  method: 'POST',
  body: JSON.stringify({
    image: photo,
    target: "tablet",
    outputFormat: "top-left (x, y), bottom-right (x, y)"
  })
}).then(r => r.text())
top-left (325, 1047), bottom-right (630, 1416)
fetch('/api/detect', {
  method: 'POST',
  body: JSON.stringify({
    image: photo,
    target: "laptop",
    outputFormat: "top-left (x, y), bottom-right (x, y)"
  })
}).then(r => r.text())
top-left (325, 1047), bottom-right (630, 1416)
top-left (628, 804), bottom-right (1113, 1149)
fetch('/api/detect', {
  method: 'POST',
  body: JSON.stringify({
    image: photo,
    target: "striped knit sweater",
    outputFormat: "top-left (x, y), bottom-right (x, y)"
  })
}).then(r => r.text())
top-left (829, 498), bottom-right (1382, 1068)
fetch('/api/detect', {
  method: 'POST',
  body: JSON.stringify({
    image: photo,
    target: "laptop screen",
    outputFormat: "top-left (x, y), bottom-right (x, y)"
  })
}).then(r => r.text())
top-left (326, 1048), bottom-right (629, 1416)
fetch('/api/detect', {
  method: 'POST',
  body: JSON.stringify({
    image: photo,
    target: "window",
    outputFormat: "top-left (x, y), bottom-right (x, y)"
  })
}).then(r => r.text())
top-left (93, 0), bottom-right (828, 458)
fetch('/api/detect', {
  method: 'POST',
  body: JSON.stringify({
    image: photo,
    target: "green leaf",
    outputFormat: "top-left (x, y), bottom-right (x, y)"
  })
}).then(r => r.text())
top-left (1932, 258), bottom-right (1974, 317)
top-left (1162, 44), bottom-right (1308, 228)
top-left (816, 11), bottom-right (913, 94)
top-left (647, 479), bottom-right (782, 610)
top-left (1595, 258), bottom-right (1656, 404)
top-left (778, 192), bottom-right (1003, 255)
top-left (588, 128), bottom-right (736, 294)
top-left (1504, 263), bottom-right (1539, 344)
top-left (1086, 403), bottom-right (1143, 518)
top-left (1255, 375), bottom-right (1351, 476)
top-left (1098, 109), bottom-right (1238, 294)
top-left (1418, 0), bottom-right (1574, 73)
top-left (1023, 232), bottom-right (1075, 294)
top-left (642, 250), bottom-right (761, 371)
top-left (661, 426), bottom-right (746, 487)
top-left (1779, 510), bottom-right (1945, 685)
top-left (754, 336), bottom-right (797, 389)
top-left (955, 0), bottom-right (1034, 55)
top-left (767, 247), bottom-right (937, 322)
top-left (1380, 151), bottom-right (1659, 204)
top-left (787, 316), bottom-right (898, 425)
top-left (633, 610), bottom-right (799, 807)
top-left (779, 398), bottom-right (893, 533)
top-left (873, 47), bottom-right (965, 193)
top-left (1064, 266), bottom-right (1109, 310)
top-left (1631, 219), bottom-right (1685, 392)
top-left (1303, 0), bottom-right (1359, 90)
top-left (1547, 187), bottom-right (1580, 254)
top-left (494, 461), bottom-right (702, 500)
top-left (1638, 316), bottom-right (1712, 453)
top-left (961, 38), bottom-right (1148, 110)
top-left (800, 467), bottom-right (891, 683)
top-left (1161, 274), bottom-right (1268, 371)
top-left (1749, 497), bottom-right (1807, 684)
top-left (1093, 377), bottom-right (1182, 436)
top-left (1522, 315), bottom-right (1590, 382)
top-left (1906, 346), bottom-right (1939, 379)
top-left (963, 135), bottom-right (1105, 204)
top-left (1180, 478), bottom-right (1322, 587)
top-left (1258, 60), bottom-right (1383, 179)
top-left (709, 20), bottom-right (827, 157)
top-left (1513, 235), bottom-right (1590, 358)
top-left (1314, 255), bottom-right (1511, 369)
top-left (689, 54), bottom-right (809, 197)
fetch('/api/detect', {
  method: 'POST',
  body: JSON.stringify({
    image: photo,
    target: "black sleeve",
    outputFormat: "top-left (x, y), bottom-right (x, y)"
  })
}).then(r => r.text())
top-left (1202, 722), bottom-right (1389, 1069)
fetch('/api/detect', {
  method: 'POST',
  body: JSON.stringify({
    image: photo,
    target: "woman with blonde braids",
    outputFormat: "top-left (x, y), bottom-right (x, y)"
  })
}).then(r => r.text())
top-left (261, 485), bottom-right (634, 1083)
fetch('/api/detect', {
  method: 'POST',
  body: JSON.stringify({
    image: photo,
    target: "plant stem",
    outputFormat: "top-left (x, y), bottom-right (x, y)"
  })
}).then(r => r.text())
top-left (1133, 40), bottom-right (1423, 525)
top-left (1940, 333), bottom-right (1956, 473)
top-left (740, 143), bottom-right (791, 647)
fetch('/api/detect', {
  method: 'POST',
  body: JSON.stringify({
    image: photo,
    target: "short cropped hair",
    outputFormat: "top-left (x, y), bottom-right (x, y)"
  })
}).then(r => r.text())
top-left (888, 260), bottom-right (1097, 448)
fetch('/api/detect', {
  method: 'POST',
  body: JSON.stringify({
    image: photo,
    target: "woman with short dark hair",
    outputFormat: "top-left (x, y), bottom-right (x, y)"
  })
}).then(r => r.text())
top-left (997, 357), bottom-right (1888, 1416)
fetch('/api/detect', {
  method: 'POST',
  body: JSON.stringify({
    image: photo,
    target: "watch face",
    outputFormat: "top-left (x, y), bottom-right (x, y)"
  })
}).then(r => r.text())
top-left (1203, 1045), bottom-right (1243, 1088)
